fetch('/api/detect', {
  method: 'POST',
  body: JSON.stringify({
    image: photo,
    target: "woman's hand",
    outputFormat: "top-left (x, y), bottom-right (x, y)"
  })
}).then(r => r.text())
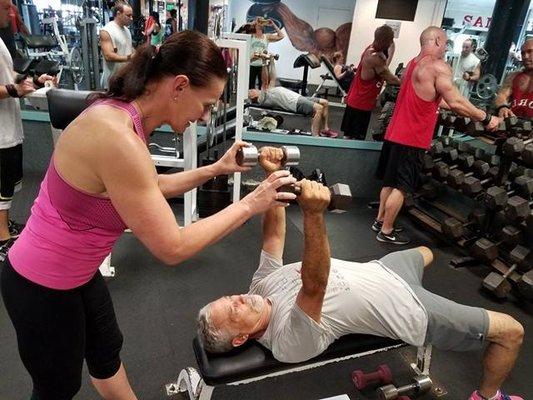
top-left (214, 140), bottom-right (254, 175)
top-left (241, 169), bottom-right (297, 214)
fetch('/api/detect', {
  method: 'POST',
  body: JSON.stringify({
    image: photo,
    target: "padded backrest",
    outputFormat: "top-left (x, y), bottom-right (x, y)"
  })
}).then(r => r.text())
top-left (46, 88), bottom-right (95, 130)
top-left (294, 53), bottom-right (321, 69)
top-left (193, 334), bottom-right (404, 386)
top-left (320, 56), bottom-right (347, 95)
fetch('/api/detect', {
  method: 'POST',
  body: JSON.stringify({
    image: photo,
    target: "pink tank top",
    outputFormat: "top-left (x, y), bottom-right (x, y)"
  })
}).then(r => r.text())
top-left (9, 99), bottom-right (146, 290)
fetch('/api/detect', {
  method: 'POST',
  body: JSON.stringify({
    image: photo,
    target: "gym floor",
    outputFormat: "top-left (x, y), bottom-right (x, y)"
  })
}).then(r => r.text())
top-left (0, 120), bottom-right (531, 400)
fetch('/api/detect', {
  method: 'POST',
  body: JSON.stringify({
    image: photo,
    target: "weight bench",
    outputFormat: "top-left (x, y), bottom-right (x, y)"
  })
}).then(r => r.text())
top-left (165, 335), bottom-right (433, 399)
top-left (245, 102), bottom-right (306, 117)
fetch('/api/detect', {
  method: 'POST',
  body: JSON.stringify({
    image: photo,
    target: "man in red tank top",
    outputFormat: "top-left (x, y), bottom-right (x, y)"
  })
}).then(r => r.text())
top-left (495, 39), bottom-right (533, 119)
top-left (341, 25), bottom-right (401, 140)
top-left (374, 26), bottom-right (500, 245)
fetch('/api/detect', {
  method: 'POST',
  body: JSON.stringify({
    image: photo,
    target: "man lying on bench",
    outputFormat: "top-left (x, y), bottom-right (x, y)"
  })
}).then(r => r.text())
top-left (197, 147), bottom-right (525, 400)
top-left (247, 56), bottom-right (339, 138)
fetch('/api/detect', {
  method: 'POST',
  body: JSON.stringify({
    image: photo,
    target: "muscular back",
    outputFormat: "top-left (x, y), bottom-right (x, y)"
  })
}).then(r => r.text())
top-left (410, 55), bottom-right (447, 101)
top-left (360, 46), bottom-right (386, 81)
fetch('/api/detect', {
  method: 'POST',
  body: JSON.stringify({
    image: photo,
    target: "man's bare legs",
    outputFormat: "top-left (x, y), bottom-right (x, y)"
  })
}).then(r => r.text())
top-left (0, 210), bottom-right (10, 241)
top-left (476, 312), bottom-right (524, 399)
top-left (316, 99), bottom-right (330, 131)
top-left (91, 363), bottom-right (137, 400)
top-left (379, 187), bottom-right (404, 234)
top-left (311, 102), bottom-right (324, 136)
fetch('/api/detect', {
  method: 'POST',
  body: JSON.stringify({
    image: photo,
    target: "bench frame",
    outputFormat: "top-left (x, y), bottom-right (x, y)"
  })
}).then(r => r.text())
top-left (165, 343), bottom-right (433, 399)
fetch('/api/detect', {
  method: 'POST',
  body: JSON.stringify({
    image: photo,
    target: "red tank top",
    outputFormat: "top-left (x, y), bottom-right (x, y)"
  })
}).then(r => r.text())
top-left (385, 56), bottom-right (441, 150)
top-left (346, 46), bottom-right (384, 111)
top-left (510, 72), bottom-right (533, 118)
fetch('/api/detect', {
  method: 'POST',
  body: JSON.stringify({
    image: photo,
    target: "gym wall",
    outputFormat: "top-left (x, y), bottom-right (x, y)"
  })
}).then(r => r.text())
top-left (346, 0), bottom-right (447, 74)
top-left (228, 0), bottom-right (355, 85)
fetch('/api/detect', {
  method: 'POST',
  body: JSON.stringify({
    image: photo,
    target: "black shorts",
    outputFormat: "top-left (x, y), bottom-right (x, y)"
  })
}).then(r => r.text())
top-left (0, 144), bottom-right (23, 210)
top-left (341, 105), bottom-right (372, 140)
top-left (376, 140), bottom-right (425, 194)
top-left (1, 258), bottom-right (123, 400)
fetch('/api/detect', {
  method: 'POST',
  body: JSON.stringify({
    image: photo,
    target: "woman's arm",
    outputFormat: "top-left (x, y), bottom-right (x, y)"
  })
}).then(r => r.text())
top-left (97, 131), bottom-right (296, 265)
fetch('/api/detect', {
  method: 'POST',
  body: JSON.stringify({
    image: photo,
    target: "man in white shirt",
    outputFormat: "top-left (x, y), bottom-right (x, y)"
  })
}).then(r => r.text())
top-left (453, 38), bottom-right (481, 97)
top-left (100, 1), bottom-right (134, 88)
top-left (0, 0), bottom-right (55, 260)
top-left (198, 147), bottom-right (525, 400)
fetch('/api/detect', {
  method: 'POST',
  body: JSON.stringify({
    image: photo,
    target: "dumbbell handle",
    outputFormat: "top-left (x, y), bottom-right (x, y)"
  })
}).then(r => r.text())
top-left (236, 145), bottom-right (300, 167)
top-left (278, 183), bottom-right (352, 211)
top-left (502, 263), bottom-right (518, 279)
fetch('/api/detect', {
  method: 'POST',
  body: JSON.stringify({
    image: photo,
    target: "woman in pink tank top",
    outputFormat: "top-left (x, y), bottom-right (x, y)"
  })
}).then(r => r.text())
top-left (1, 30), bottom-right (296, 400)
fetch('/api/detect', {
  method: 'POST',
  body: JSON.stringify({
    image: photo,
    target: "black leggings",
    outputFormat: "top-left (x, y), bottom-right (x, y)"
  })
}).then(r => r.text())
top-left (1, 258), bottom-right (123, 400)
top-left (249, 65), bottom-right (263, 89)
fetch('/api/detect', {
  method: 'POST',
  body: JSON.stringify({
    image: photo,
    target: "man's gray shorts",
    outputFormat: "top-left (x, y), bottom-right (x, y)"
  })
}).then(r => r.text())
top-left (296, 97), bottom-right (321, 116)
top-left (379, 248), bottom-right (490, 352)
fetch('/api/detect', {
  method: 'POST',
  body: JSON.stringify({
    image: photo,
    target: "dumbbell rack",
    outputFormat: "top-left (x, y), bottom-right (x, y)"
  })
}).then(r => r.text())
top-left (406, 114), bottom-right (532, 300)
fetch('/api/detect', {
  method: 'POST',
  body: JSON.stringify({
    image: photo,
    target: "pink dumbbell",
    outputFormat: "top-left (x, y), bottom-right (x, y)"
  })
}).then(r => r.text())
top-left (351, 364), bottom-right (393, 390)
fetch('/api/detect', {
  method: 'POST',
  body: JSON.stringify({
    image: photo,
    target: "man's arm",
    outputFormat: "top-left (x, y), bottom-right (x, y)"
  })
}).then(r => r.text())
top-left (470, 63), bottom-right (481, 81)
top-left (494, 72), bottom-right (519, 118)
top-left (258, 147), bottom-right (287, 259)
top-left (372, 55), bottom-right (401, 85)
top-left (100, 30), bottom-right (130, 62)
top-left (434, 61), bottom-right (498, 129)
top-left (0, 77), bottom-right (35, 100)
top-left (295, 180), bottom-right (331, 323)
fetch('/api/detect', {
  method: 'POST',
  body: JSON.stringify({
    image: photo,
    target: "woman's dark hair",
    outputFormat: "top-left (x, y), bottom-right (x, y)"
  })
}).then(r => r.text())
top-left (169, 9), bottom-right (177, 18)
top-left (235, 23), bottom-right (254, 34)
top-left (150, 11), bottom-right (160, 26)
top-left (96, 30), bottom-right (228, 102)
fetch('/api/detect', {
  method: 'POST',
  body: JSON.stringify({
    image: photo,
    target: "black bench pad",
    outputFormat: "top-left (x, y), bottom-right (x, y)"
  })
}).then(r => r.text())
top-left (193, 334), bottom-right (404, 386)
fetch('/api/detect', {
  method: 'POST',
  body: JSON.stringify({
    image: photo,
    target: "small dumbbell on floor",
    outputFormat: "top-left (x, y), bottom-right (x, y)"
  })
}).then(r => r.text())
top-left (351, 364), bottom-right (392, 390)
top-left (377, 375), bottom-right (432, 400)
top-left (237, 145), bottom-right (300, 167)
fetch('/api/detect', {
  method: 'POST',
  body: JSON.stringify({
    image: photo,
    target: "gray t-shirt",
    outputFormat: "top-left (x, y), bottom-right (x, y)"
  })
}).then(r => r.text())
top-left (101, 21), bottom-right (133, 88)
top-left (250, 251), bottom-right (428, 363)
top-left (258, 87), bottom-right (300, 112)
top-left (0, 38), bottom-right (24, 149)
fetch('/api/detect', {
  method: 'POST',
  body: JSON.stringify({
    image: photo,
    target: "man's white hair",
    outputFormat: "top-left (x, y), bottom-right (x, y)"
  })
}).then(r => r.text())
top-left (197, 303), bottom-right (236, 353)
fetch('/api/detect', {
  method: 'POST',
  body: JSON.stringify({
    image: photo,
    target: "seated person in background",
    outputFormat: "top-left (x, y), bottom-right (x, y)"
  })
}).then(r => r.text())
top-left (198, 147), bottom-right (525, 400)
top-left (248, 59), bottom-right (339, 137)
top-left (341, 25), bottom-right (401, 140)
top-left (331, 51), bottom-right (355, 93)
top-left (494, 39), bottom-right (533, 120)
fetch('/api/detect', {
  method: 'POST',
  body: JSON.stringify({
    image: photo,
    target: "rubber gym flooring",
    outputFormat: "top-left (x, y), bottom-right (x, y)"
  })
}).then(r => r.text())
top-left (0, 121), bottom-right (532, 400)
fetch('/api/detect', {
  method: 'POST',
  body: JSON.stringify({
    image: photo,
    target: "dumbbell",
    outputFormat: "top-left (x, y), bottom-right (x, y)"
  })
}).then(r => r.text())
top-left (447, 162), bottom-right (494, 189)
top-left (513, 175), bottom-right (533, 199)
top-left (482, 245), bottom-right (533, 299)
top-left (470, 226), bottom-right (523, 263)
top-left (453, 116), bottom-right (471, 132)
top-left (517, 270), bottom-right (533, 300)
top-left (522, 143), bottom-right (533, 167)
top-left (441, 209), bottom-right (487, 240)
top-left (279, 182), bottom-right (353, 213)
top-left (504, 196), bottom-right (533, 222)
top-left (502, 137), bottom-right (533, 159)
top-left (460, 168), bottom-right (500, 197)
top-left (351, 364), bottom-right (392, 390)
top-left (377, 375), bottom-right (432, 400)
top-left (484, 186), bottom-right (516, 210)
top-left (237, 145), bottom-right (300, 167)
top-left (467, 145), bottom-right (486, 160)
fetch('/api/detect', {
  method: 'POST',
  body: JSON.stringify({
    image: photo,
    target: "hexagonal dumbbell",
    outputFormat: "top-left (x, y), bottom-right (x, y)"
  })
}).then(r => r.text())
top-left (279, 182), bottom-right (353, 213)
top-left (236, 145), bottom-right (300, 167)
top-left (504, 196), bottom-right (533, 223)
top-left (482, 245), bottom-right (533, 299)
top-left (351, 364), bottom-right (393, 390)
top-left (517, 270), bottom-right (533, 300)
top-left (377, 375), bottom-right (432, 400)
top-left (522, 143), bottom-right (533, 167)
top-left (470, 226), bottom-right (523, 263)
top-left (441, 209), bottom-right (487, 240)
top-left (502, 137), bottom-right (533, 159)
